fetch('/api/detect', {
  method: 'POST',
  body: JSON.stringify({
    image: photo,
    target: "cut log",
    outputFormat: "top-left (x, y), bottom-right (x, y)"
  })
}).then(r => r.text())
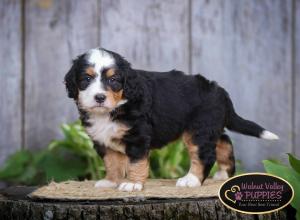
top-left (0, 184), bottom-right (290, 220)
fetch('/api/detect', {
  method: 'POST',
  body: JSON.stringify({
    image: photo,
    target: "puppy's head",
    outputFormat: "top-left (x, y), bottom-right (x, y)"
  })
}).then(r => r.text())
top-left (64, 48), bottom-right (131, 113)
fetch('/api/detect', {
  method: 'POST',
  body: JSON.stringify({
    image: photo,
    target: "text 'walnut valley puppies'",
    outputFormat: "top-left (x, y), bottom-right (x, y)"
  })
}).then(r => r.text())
top-left (64, 48), bottom-right (278, 192)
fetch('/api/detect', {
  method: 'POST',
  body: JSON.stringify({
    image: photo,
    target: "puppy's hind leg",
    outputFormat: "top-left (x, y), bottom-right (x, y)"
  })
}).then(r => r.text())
top-left (176, 132), bottom-right (217, 187)
top-left (213, 134), bottom-right (235, 180)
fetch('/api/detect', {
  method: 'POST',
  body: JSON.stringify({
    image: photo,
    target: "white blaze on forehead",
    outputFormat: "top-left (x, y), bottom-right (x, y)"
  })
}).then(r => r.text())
top-left (86, 49), bottom-right (115, 73)
top-left (78, 49), bottom-right (116, 110)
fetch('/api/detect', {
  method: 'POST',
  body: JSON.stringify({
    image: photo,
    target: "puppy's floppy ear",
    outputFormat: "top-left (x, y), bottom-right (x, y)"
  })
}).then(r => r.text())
top-left (64, 64), bottom-right (78, 99)
top-left (104, 50), bottom-right (143, 102)
top-left (123, 68), bottom-right (143, 102)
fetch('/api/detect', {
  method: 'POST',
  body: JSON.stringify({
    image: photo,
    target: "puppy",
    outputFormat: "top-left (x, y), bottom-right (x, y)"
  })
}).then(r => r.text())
top-left (64, 48), bottom-right (278, 192)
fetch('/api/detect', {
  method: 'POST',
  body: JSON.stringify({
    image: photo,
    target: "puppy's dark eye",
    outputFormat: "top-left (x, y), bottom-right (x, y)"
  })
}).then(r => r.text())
top-left (84, 75), bottom-right (92, 82)
top-left (108, 78), bottom-right (116, 83)
top-left (107, 76), bottom-right (122, 91)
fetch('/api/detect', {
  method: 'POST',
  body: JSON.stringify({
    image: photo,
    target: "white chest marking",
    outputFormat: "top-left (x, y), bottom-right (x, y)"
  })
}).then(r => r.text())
top-left (86, 114), bottom-right (128, 153)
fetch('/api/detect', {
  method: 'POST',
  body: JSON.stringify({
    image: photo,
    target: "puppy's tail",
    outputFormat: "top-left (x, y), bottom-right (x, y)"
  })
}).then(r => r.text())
top-left (225, 96), bottom-right (279, 140)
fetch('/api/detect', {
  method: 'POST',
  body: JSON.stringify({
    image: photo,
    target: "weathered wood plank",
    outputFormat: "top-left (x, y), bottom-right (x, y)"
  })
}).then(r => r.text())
top-left (24, 0), bottom-right (99, 149)
top-left (294, 0), bottom-right (300, 156)
top-left (0, 0), bottom-right (22, 165)
top-left (100, 0), bottom-right (189, 72)
top-left (191, 0), bottom-right (293, 170)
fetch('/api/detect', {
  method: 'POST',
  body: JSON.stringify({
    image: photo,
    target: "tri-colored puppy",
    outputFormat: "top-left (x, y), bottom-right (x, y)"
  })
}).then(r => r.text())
top-left (64, 48), bottom-right (278, 192)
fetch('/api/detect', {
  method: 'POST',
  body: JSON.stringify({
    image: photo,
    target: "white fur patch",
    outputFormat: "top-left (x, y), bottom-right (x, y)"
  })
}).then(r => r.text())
top-left (87, 48), bottom-right (115, 73)
top-left (86, 113), bottom-right (128, 153)
top-left (95, 179), bottom-right (117, 188)
top-left (213, 170), bottom-right (229, 180)
top-left (260, 130), bottom-right (279, 140)
top-left (176, 173), bottom-right (201, 187)
top-left (118, 182), bottom-right (143, 191)
top-left (78, 74), bottom-right (106, 110)
top-left (116, 99), bottom-right (128, 107)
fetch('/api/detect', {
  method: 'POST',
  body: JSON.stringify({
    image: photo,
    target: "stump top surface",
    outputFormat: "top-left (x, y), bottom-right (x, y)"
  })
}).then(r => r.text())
top-left (29, 179), bottom-right (222, 201)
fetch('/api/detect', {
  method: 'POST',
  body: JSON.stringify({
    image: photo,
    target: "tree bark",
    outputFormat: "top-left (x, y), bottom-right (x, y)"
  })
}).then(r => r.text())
top-left (0, 186), bottom-right (290, 220)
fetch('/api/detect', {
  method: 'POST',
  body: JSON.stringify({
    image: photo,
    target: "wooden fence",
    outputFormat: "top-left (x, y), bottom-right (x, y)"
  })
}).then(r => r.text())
top-left (0, 0), bottom-right (299, 171)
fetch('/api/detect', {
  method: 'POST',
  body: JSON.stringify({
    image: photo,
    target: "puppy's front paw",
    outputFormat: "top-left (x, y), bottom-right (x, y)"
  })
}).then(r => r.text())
top-left (213, 170), bottom-right (229, 180)
top-left (176, 173), bottom-right (201, 187)
top-left (94, 179), bottom-right (117, 188)
top-left (118, 182), bottom-right (143, 192)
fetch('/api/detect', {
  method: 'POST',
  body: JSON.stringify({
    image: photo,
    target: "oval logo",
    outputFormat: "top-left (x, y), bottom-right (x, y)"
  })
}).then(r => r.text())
top-left (218, 173), bottom-right (294, 214)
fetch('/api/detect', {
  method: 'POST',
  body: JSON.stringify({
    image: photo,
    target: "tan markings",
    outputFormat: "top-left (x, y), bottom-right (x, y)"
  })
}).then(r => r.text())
top-left (219, 164), bottom-right (231, 171)
top-left (106, 68), bottom-right (116, 77)
top-left (86, 67), bottom-right (96, 77)
top-left (216, 140), bottom-right (234, 173)
top-left (127, 157), bottom-right (149, 183)
top-left (182, 132), bottom-right (204, 181)
top-left (103, 148), bottom-right (128, 183)
top-left (107, 140), bottom-right (126, 154)
top-left (112, 89), bottom-right (123, 103)
top-left (106, 89), bottom-right (124, 107)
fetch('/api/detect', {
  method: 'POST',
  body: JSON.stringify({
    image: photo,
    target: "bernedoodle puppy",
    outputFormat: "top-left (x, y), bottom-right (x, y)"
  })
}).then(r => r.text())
top-left (64, 48), bottom-right (278, 192)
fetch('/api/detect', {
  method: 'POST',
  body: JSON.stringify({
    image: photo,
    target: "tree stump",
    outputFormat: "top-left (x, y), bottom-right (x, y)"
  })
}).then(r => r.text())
top-left (0, 181), bottom-right (291, 220)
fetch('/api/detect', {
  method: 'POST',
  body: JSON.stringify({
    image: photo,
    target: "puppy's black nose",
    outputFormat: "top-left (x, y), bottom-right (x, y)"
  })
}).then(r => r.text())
top-left (95, 93), bottom-right (106, 103)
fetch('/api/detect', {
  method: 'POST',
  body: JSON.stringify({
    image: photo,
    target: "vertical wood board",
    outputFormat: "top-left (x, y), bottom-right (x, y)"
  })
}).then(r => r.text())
top-left (294, 0), bottom-right (300, 156)
top-left (191, 0), bottom-right (293, 170)
top-left (100, 0), bottom-right (189, 72)
top-left (0, 0), bottom-right (22, 165)
top-left (24, 0), bottom-right (99, 149)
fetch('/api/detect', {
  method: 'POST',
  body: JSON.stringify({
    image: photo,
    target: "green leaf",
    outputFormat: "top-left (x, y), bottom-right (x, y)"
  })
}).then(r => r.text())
top-left (0, 150), bottom-right (32, 179)
top-left (36, 150), bottom-right (87, 182)
top-left (263, 160), bottom-right (300, 212)
top-left (288, 153), bottom-right (300, 174)
top-left (149, 140), bottom-right (189, 179)
top-left (209, 163), bottom-right (218, 177)
top-left (17, 165), bottom-right (38, 185)
top-left (0, 121), bottom-right (106, 185)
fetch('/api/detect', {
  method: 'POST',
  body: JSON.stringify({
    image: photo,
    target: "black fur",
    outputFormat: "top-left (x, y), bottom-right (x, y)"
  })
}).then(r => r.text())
top-left (65, 48), bottom-right (270, 182)
top-left (64, 54), bottom-right (87, 98)
top-left (93, 141), bottom-right (106, 158)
